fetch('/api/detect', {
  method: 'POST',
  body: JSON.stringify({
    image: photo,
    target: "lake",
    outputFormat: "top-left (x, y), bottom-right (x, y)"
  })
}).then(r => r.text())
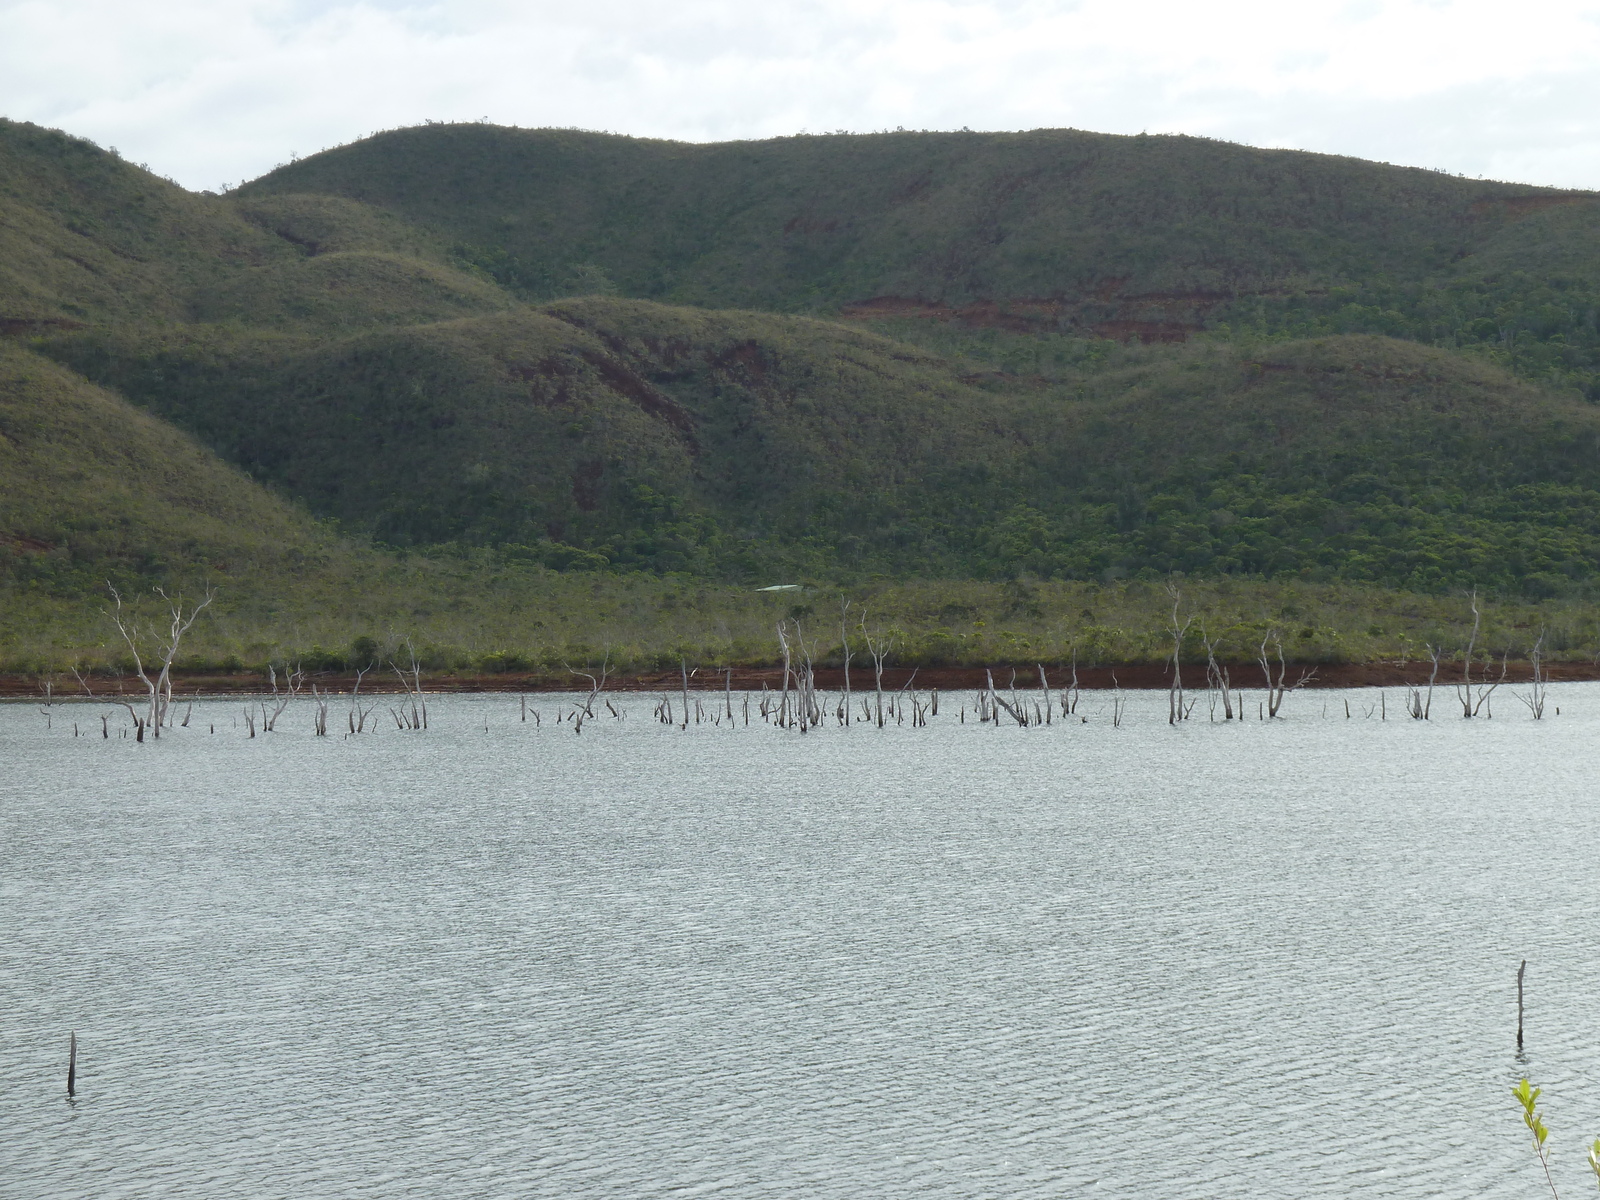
top-left (3, 684), bottom-right (1597, 1197)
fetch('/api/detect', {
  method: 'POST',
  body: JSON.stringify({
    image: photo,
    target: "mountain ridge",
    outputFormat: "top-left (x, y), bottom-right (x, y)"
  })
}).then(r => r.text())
top-left (237, 123), bottom-right (1597, 317)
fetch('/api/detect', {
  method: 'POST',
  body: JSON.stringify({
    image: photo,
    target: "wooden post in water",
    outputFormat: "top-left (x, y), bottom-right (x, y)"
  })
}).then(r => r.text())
top-left (1518, 959), bottom-right (1526, 1050)
top-left (67, 1031), bottom-right (76, 1098)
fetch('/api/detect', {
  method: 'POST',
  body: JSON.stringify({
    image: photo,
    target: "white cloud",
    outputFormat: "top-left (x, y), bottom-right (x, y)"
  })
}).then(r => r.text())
top-left (3, 0), bottom-right (1599, 190)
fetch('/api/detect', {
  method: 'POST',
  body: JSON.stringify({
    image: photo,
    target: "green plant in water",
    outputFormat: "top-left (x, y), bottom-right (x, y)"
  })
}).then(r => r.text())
top-left (1588, 1137), bottom-right (1600, 1193)
top-left (1516, 1078), bottom-right (1560, 1199)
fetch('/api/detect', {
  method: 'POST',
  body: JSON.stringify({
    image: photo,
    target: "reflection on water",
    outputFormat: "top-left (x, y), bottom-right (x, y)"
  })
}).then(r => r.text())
top-left (3, 687), bottom-right (1599, 1198)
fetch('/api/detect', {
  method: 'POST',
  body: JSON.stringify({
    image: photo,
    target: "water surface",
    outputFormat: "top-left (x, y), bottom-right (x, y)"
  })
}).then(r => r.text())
top-left (3, 686), bottom-right (1597, 1197)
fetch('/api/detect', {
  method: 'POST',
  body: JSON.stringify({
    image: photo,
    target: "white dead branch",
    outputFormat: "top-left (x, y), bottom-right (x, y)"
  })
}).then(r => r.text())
top-left (105, 583), bottom-right (215, 737)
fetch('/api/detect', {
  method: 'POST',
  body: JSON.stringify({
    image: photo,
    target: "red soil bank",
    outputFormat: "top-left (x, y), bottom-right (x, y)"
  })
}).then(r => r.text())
top-left (5, 660), bottom-right (1595, 698)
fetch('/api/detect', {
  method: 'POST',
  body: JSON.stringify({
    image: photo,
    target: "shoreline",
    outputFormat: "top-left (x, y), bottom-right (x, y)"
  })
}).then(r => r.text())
top-left (5, 659), bottom-right (1595, 698)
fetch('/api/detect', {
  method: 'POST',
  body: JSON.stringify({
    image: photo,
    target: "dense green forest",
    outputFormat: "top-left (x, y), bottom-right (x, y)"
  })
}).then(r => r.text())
top-left (5, 115), bottom-right (1600, 671)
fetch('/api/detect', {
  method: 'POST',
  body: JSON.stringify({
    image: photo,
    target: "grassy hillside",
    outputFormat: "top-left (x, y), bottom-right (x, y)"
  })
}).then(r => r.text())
top-left (40, 298), bottom-right (1019, 574)
top-left (187, 251), bottom-right (514, 329)
top-left (230, 192), bottom-right (456, 260)
top-left (0, 120), bottom-right (304, 327)
top-left (0, 118), bottom-right (517, 333)
top-left (42, 305), bottom-right (1600, 594)
top-left (0, 341), bottom-right (335, 592)
top-left (1004, 335), bottom-right (1600, 594)
top-left (5, 113), bottom-right (1600, 662)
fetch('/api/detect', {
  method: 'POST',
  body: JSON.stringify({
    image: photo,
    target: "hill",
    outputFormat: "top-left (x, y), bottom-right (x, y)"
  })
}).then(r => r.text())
top-left (999, 334), bottom-right (1600, 595)
top-left (235, 124), bottom-right (1595, 320)
top-left (3, 114), bottom-right (1600, 640)
top-left (38, 298), bottom-right (1021, 575)
top-left (0, 118), bottom-right (520, 333)
top-left (0, 120), bottom-right (294, 327)
top-left (41, 301), bottom-right (1600, 594)
top-left (238, 124), bottom-right (1600, 397)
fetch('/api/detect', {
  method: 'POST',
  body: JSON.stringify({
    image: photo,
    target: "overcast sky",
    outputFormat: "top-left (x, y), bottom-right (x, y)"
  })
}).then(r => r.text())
top-left (5, 0), bottom-right (1600, 193)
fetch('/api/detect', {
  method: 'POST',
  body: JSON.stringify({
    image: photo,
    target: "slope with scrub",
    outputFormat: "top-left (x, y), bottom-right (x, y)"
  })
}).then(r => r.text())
top-left (4, 115), bottom-right (1600, 620)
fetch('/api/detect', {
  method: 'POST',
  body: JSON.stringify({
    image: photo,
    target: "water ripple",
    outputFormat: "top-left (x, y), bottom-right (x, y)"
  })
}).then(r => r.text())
top-left (3, 688), bottom-right (1599, 1197)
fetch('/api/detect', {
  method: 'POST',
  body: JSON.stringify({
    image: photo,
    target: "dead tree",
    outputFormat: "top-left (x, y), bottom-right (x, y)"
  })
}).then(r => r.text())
top-left (348, 665), bottom-right (378, 733)
top-left (1472, 653), bottom-right (1510, 717)
top-left (1166, 584), bottom-right (1194, 725)
top-left (390, 640), bottom-right (427, 730)
top-left (790, 625), bottom-right (805, 729)
top-left (262, 662), bottom-right (304, 731)
top-left (1518, 631), bottom-right (1549, 720)
top-left (776, 622), bottom-right (794, 728)
top-left (860, 613), bottom-right (895, 728)
top-left (1201, 628), bottom-right (1234, 721)
top-left (1456, 590), bottom-right (1483, 718)
top-left (114, 698), bottom-right (146, 741)
top-left (1257, 630), bottom-right (1316, 718)
top-left (1409, 647), bottom-right (1441, 719)
top-left (566, 651), bottom-right (611, 719)
top-left (797, 624), bottom-right (822, 731)
top-left (774, 620), bottom-right (822, 732)
top-left (987, 669), bottom-right (1028, 726)
top-left (838, 597), bottom-right (854, 726)
top-left (37, 677), bottom-right (55, 728)
top-left (105, 584), bottom-right (215, 737)
top-left (1446, 593), bottom-right (1510, 717)
top-left (894, 669), bottom-right (920, 728)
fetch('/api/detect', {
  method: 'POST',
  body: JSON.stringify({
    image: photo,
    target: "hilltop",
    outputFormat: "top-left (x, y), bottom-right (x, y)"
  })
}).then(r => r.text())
top-left (236, 124), bottom-right (1600, 369)
top-left (0, 121), bottom-right (517, 332)
top-left (236, 124), bottom-right (1581, 308)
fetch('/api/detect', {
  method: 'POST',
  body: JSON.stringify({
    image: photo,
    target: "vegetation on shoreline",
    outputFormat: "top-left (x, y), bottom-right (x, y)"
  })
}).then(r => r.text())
top-left (5, 573), bottom-right (1596, 679)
